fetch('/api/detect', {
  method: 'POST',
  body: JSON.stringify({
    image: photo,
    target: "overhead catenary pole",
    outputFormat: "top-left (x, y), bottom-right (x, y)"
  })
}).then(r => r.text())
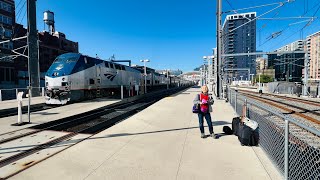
top-left (303, 49), bottom-right (309, 96)
top-left (27, 0), bottom-right (40, 96)
top-left (216, 0), bottom-right (222, 98)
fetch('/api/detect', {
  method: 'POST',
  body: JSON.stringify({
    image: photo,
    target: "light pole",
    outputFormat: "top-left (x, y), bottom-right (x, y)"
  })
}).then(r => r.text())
top-left (249, 74), bottom-right (254, 84)
top-left (203, 56), bottom-right (214, 89)
top-left (140, 59), bottom-right (150, 94)
top-left (166, 69), bottom-right (170, 90)
top-left (200, 68), bottom-right (203, 86)
top-left (259, 73), bottom-right (262, 93)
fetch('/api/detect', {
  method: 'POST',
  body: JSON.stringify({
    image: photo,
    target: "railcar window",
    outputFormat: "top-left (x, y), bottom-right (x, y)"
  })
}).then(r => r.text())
top-left (115, 64), bottom-right (121, 70)
top-left (121, 65), bottom-right (125, 70)
top-left (105, 62), bottom-right (110, 68)
top-left (110, 63), bottom-right (114, 69)
top-left (89, 79), bottom-right (95, 84)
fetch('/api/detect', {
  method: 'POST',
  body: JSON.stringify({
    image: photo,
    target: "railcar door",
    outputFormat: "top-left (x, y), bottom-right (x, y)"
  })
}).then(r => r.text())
top-left (96, 65), bottom-right (101, 96)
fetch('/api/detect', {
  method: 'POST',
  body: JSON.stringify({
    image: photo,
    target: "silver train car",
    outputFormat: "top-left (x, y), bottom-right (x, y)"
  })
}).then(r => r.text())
top-left (45, 53), bottom-right (174, 105)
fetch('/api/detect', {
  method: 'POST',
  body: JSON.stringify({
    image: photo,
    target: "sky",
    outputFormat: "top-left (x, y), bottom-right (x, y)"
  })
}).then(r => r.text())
top-left (15, 0), bottom-right (320, 72)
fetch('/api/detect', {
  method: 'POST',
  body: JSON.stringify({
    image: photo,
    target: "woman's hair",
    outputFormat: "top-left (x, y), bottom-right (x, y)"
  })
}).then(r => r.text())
top-left (201, 85), bottom-right (208, 93)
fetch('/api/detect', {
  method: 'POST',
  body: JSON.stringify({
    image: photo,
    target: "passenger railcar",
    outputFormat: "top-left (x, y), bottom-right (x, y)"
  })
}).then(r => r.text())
top-left (45, 53), bottom-right (190, 105)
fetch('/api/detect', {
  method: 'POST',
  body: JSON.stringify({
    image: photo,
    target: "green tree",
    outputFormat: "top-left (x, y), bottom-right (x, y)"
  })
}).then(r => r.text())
top-left (254, 75), bottom-right (273, 83)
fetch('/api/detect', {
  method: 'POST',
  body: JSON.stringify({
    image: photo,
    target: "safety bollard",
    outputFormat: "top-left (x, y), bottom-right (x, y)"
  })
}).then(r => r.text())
top-left (121, 85), bottom-right (124, 99)
top-left (17, 92), bottom-right (24, 124)
top-left (42, 87), bottom-right (45, 97)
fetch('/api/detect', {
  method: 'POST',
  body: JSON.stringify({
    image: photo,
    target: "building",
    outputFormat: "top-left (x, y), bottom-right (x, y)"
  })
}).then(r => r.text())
top-left (156, 69), bottom-right (183, 76)
top-left (0, 0), bottom-right (15, 88)
top-left (179, 71), bottom-right (200, 82)
top-left (306, 31), bottom-right (320, 81)
top-left (268, 40), bottom-right (304, 82)
top-left (0, 5), bottom-right (79, 89)
top-left (222, 12), bottom-right (256, 79)
top-left (256, 57), bottom-right (267, 70)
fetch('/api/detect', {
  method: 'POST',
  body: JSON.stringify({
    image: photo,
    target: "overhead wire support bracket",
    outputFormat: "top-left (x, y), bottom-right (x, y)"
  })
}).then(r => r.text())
top-left (222, 0), bottom-right (294, 14)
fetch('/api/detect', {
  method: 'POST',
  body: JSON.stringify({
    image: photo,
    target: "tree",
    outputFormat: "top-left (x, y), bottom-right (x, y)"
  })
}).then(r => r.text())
top-left (254, 75), bottom-right (273, 83)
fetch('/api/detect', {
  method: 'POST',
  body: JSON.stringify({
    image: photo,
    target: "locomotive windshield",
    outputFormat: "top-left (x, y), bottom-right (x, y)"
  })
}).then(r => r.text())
top-left (46, 53), bottom-right (81, 77)
top-left (54, 53), bottom-right (80, 63)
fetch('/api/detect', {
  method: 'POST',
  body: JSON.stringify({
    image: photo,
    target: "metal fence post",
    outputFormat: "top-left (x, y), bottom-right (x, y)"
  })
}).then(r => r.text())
top-left (284, 118), bottom-right (289, 180)
top-left (42, 87), bottom-right (45, 97)
top-left (16, 88), bottom-right (18, 99)
top-left (229, 89), bottom-right (232, 104)
top-left (0, 90), bottom-right (2, 101)
top-left (244, 99), bottom-right (247, 117)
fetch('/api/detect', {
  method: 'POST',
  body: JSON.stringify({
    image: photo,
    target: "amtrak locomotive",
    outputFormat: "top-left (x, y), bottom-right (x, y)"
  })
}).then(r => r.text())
top-left (45, 53), bottom-right (184, 105)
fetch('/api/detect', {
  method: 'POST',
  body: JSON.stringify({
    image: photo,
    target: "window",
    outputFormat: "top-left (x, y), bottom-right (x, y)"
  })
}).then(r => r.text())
top-left (0, 68), bottom-right (4, 81)
top-left (3, 16), bottom-right (7, 24)
top-left (110, 63), bottom-right (114, 69)
top-left (89, 79), bottom-right (95, 84)
top-left (115, 64), bottom-right (121, 70)
top-left (105, 62), bottom-right (109, 68)
top-left (121, 65), bottom-right (125, 70)
top-left (8, 17), bottom-right (12, 25)
top-left (4, 29), bottom-right (12, 37)
top-left (61, 82), bottom-right (68, 86)
top-left (0, 2), bottom-right (12, 12)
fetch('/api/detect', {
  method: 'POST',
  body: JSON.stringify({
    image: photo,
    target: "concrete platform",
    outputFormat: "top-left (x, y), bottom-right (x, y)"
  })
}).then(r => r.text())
top-left (9, 87), bottom-right (281, 180)
top-left (0, 97), bottom-right (45, 111)
top-left (0, 98), bottom-right (120, 134)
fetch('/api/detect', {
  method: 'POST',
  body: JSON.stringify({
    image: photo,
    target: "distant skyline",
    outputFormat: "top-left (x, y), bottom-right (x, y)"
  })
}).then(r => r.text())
top-left (15, 0), bottom-right (320, 72)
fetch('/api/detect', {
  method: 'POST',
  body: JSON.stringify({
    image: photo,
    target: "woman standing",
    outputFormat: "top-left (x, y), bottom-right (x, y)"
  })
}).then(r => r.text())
top-left (193, 85), bottom-right (218, 139)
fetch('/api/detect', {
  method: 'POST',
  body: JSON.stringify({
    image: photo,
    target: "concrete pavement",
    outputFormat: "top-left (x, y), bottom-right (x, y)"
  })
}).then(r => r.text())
top-left (10, 87), bottom-right (281, 180)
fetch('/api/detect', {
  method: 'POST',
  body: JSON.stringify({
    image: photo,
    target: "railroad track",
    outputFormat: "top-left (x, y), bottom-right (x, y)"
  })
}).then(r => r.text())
top-left (234, 89), bottom-right (320, 179)
top-left (0, 86), bottom-right (189, 179)
top-left (237, 90), bottom-right (320, 128)
top-left (238, 89), bottom-right (320, 106)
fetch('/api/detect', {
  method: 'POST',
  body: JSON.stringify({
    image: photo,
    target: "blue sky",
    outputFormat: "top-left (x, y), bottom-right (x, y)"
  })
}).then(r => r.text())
top-left (15, 0), bottom-right (320, 72)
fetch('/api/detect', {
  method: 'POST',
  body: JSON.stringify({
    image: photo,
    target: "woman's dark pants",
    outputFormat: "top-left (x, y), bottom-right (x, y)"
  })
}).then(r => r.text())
top-left (197, 112), bottom-right (213, 134)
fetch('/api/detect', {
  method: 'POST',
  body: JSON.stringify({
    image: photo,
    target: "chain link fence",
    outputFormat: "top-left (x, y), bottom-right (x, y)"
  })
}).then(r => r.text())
top-left (228, 88), bottom-right (320, 180)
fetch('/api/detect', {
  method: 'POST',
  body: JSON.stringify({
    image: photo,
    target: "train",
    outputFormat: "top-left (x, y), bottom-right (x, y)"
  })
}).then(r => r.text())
top-left (45, 53), bottom-right (190, 105)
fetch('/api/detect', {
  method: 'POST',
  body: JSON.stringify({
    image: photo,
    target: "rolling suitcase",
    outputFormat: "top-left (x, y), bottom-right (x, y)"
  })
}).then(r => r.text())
top-left (238, 123), bottom-right (259, 146)
top-left (232, 117), bottom-right (241, 136)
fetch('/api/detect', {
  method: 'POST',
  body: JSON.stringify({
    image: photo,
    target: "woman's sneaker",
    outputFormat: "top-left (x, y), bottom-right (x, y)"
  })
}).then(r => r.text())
top-left (201, 133), bottom-right (205, 138)
top-left (211, 133), bottom-right (219, 139)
